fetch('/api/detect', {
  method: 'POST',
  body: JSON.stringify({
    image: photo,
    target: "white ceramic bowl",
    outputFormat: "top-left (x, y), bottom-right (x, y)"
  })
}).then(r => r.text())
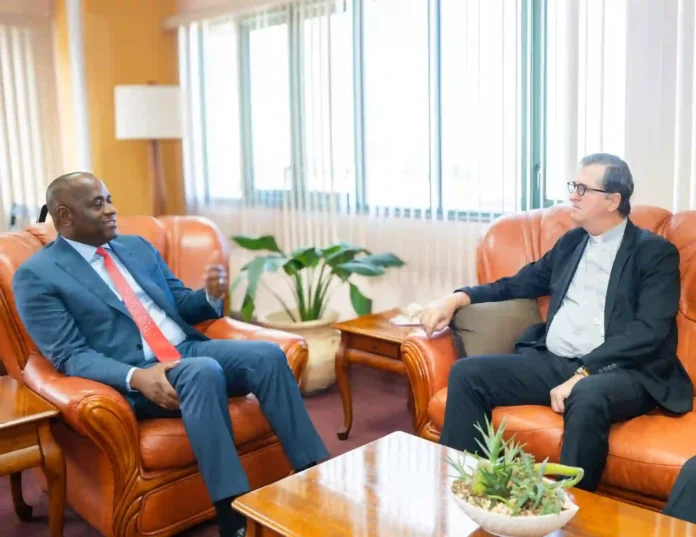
top-left (451, 490), bottom-right (580, 537)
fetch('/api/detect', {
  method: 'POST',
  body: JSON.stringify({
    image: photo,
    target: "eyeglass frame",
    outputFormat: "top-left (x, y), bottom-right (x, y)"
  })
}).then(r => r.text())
top-left (566, 181), bottom-right (614, 197)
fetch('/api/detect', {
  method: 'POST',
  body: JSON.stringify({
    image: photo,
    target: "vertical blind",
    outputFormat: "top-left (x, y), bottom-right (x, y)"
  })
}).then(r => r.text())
top-left (177, 0), bottom-right (688, 316)
top-left (0, 18), bottom-right (61, 231)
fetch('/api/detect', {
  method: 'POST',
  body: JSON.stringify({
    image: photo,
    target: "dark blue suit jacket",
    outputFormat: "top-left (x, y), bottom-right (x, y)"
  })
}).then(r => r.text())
top-left (458, 219), bottom-right (694, 414)
top-left (12, 234), bottom-right (221, 392)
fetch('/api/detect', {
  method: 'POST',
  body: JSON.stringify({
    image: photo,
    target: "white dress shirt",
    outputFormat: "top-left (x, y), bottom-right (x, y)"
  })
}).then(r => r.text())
top-left (63, 238), bottom-right (222, 390)
top-left (545, 218), bottom-right (627, 358)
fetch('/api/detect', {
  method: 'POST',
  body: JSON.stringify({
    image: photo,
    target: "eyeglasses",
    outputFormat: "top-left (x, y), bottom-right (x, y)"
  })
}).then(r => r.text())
top-left (567, 181), bottom-right (609, 196)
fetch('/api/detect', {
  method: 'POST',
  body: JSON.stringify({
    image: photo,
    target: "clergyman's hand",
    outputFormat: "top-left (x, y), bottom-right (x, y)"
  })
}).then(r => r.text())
top-left (550, 374), bottom-right (584, 414)
top-left (418, 292), bottom-right (471, 338)
top-left (130, 362), bottom-right (181, 410)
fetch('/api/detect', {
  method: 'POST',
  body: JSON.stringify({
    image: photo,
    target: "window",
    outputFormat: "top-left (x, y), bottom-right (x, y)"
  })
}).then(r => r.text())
top-left (362, 0), bottom-right (430, 209)
top-left (245, 14), bottom-right (292, 192)
top-left (0, 19), bottom-right (61, 231)
top-left (179, 0), bottom-right (629, 215)
top-left (302, 1), bottom-right (355, 195)
top-left (440, 0), bottom-right (522, 213)
top-left (543, 0), bottom-right (627, 204)
top-left (203, 20), bottom-right (243, 200)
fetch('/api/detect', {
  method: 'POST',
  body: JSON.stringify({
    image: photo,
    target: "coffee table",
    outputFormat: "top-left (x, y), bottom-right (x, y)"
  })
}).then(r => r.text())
top-left (234, 431), bottom-right (694, 537)
top-left (332, 308), bottom-right (422, 440)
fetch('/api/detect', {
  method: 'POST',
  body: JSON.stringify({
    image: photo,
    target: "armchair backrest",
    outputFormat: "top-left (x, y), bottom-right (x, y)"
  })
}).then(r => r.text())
top-left (0, 215), bottom-right (228, 382)
top-left (476, 205), bottom-right (696, 386)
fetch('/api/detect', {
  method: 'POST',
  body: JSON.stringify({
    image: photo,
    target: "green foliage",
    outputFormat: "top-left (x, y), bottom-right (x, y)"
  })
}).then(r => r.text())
top-left (230, 235), bottom-right (405, 322)
top-left (447, 416), bottom-right (584, 516)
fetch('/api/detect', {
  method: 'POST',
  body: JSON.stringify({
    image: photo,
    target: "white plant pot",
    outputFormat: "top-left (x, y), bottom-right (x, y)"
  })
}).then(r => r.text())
top-left (450, 459), bottom-right (580, 537)
top-left (259, 309), bottom-right (340, 395)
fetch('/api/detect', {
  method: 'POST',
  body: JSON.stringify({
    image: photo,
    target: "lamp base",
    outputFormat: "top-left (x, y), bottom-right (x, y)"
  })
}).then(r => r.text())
top-left (148, 139), bottom-right (166, 216)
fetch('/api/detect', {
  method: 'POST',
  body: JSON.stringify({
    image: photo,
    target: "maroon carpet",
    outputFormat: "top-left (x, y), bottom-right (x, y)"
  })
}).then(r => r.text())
top-left (0, 367), bottom-right (412, 536)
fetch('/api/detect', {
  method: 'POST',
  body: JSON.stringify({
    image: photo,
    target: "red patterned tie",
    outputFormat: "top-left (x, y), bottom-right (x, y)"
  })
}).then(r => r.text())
top-left (96, 247), bottom-right (181, 362)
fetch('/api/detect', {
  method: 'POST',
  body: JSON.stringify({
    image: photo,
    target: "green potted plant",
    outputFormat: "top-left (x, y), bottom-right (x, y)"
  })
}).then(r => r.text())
top-left (230, 234), bottom-right (405, 393)
top-left (447, 417), bottom-right (584, 537)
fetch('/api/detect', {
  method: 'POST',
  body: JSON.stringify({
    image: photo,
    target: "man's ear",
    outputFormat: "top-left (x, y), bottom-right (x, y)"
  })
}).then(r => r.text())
top-left (55, 206), bottom-right (71, 227)
top-left (606, 192), bottom-right (621, 213)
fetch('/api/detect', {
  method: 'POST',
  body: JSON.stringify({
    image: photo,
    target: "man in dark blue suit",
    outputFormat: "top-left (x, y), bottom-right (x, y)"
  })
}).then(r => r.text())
top-left (13, 172), bottom-right (328, 537)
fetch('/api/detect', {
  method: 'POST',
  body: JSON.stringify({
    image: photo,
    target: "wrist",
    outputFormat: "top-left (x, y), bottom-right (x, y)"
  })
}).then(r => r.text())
top-left (452, 292), bottom-right (471, 309)
top-left (574, 366), bottom-right (590, 378)
top-left (130, 369), bottom-right (145, 391)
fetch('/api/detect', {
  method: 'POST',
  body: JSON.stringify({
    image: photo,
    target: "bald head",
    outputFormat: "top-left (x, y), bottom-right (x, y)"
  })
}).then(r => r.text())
top-left (45, 172), bottom-right (118, 245)
top-left (46, 172), bottom-right (97, 217)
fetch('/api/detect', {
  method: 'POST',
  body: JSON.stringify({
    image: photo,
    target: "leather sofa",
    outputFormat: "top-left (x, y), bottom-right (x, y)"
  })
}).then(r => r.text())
top-left (0, 215), bottom-right (309, 537)
top-left (402, 205), bottom-right (696, 510)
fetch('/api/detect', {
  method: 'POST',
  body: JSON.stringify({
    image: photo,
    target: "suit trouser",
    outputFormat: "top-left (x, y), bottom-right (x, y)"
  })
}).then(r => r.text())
top-left (439, 349), bottom-right (656, 492)
top-left (129, 339), bottom-right (329, 502)
top-left (663, 456), bottom-right (696, 523)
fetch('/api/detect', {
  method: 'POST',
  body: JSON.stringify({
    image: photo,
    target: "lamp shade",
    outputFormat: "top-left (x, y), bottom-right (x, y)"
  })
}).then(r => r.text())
top-left (114, 85), bottom-right (182, 140)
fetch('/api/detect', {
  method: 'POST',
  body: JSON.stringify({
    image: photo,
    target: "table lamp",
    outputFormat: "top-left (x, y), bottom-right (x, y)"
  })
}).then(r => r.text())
top-left (114, 84), bottom-right (182, 216)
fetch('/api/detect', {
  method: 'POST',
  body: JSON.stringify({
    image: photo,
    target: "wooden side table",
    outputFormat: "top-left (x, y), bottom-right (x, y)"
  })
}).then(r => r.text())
top-left (333, 308), bottom-right (421, 440)
top-left (0, 375), bottom-right (65, 536)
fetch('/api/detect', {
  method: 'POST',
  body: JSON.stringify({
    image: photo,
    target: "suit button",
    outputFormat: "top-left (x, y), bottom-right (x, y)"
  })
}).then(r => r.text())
top-left (136, 344), bottom-right (143, 350)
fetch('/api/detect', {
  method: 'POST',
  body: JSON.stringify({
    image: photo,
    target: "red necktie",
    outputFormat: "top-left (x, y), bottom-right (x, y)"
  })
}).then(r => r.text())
top-left (96, 247), bottom-right (181, 362)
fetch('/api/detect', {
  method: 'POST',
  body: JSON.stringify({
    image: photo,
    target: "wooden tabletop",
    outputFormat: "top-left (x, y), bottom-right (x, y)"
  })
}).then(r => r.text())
top-left (0, 376), bottom-right (59, 430)
top-left (331, 308), bottom-right (423, 344)
top-left (234, 431), bottom-right (695, 537)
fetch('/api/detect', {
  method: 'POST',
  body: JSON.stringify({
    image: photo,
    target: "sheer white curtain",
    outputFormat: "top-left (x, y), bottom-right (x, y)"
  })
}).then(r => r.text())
top-left (546, 0), bottom-right (696, 213)
top-left (544, 0), bottom-right (627, 202)
top-left (0, 17), bottom-right (62, 231)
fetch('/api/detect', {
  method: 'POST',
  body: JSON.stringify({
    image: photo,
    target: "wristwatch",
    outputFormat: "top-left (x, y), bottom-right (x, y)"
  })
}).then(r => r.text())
top-left (575, 366), bottom-right (590, 377)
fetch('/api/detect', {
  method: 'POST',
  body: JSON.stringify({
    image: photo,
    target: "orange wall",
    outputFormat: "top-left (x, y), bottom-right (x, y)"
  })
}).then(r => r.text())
top-left (55, 0), bottom-right (184, 216)
top-left (54, 0), bottom-right (77, 173)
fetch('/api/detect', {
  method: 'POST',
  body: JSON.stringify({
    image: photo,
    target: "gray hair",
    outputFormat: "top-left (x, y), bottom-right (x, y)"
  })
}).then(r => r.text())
top-left (579, 153), bottom-right (634, 216)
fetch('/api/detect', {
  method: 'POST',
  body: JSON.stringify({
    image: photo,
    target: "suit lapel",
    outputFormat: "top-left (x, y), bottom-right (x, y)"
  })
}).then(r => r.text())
top-left (53, 236), bottom-right (132, 319)
top-left (604, 219), bottom-right (637, 329)
top-left (108, 240), bottom-right (180, 321)
top-left (547, 235), bottom-right (588, 322)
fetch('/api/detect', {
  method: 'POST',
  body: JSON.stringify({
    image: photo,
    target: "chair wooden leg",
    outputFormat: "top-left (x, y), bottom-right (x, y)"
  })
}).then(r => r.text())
top-left (10, 472), bottom-right (33, 521)
top-left (39, 422), bottom-right (65, 537)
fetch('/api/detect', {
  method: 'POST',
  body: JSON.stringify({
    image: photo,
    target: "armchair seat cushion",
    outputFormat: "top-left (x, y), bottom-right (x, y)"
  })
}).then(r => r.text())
top-left (139, 395), bottom-right (273, 471)
top-left (428, 387), bottom-right (696, 500)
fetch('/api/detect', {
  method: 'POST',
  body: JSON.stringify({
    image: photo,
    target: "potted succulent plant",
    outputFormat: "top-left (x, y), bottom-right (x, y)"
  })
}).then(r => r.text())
top-left (447, 417), bottom-right (584, 537)
top-left (230, 234), bottom-right (405, 393)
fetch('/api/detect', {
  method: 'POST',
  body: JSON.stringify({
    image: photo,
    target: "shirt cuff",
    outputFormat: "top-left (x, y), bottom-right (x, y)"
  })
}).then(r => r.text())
top-left (205, 292), bottom-right (224, 315)
top-left (126, 367), bottom-right (138, 392)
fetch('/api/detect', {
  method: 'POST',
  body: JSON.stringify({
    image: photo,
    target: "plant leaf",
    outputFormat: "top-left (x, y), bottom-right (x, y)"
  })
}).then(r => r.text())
top-left (360, 252), bottom-right (405, 268)
top-left (324, 245), bottom-right (367, 266)
top-left (241, 292), bottom-right (255, 322)
top-left (291, 246), bottom-right (321, 268)
top-left (337, 260), bottom-right (385, 277)
top-left (232, 234), bottom-right (282, 253)
top-left (332, 267), bottom-right (351, 282)
top-left (349, 282), bottom-right (372, 316)
top-left (321, 241), bottom-right (355, 257)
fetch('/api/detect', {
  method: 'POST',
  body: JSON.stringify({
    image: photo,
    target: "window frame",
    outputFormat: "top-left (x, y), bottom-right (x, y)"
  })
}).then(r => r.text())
top-left (206, 0), bottom-right (550, 219)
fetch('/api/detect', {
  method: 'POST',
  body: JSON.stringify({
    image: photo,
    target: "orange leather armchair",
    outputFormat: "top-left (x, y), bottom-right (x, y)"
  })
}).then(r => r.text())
top-left (402, 205), bottom-right (696, 510)
top-left (0, 216), bottom-right (309, 537)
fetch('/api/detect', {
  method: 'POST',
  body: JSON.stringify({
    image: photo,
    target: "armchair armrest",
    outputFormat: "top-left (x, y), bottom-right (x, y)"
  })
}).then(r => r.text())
top-left (401, 328), bottom-right (458, 436)
top-left (195, 318), bottom-right (308, 383)
top-left (22, 353), bottom-right (140, 500)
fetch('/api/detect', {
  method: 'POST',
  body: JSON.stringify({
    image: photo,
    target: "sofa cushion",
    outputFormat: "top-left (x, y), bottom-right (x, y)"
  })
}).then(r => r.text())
top-left (428, 388), bottom-right (696, 500)
top-left (139, 395), bottom-right (274, 471)
top-left (450, 299), bottom-right (542, 358)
